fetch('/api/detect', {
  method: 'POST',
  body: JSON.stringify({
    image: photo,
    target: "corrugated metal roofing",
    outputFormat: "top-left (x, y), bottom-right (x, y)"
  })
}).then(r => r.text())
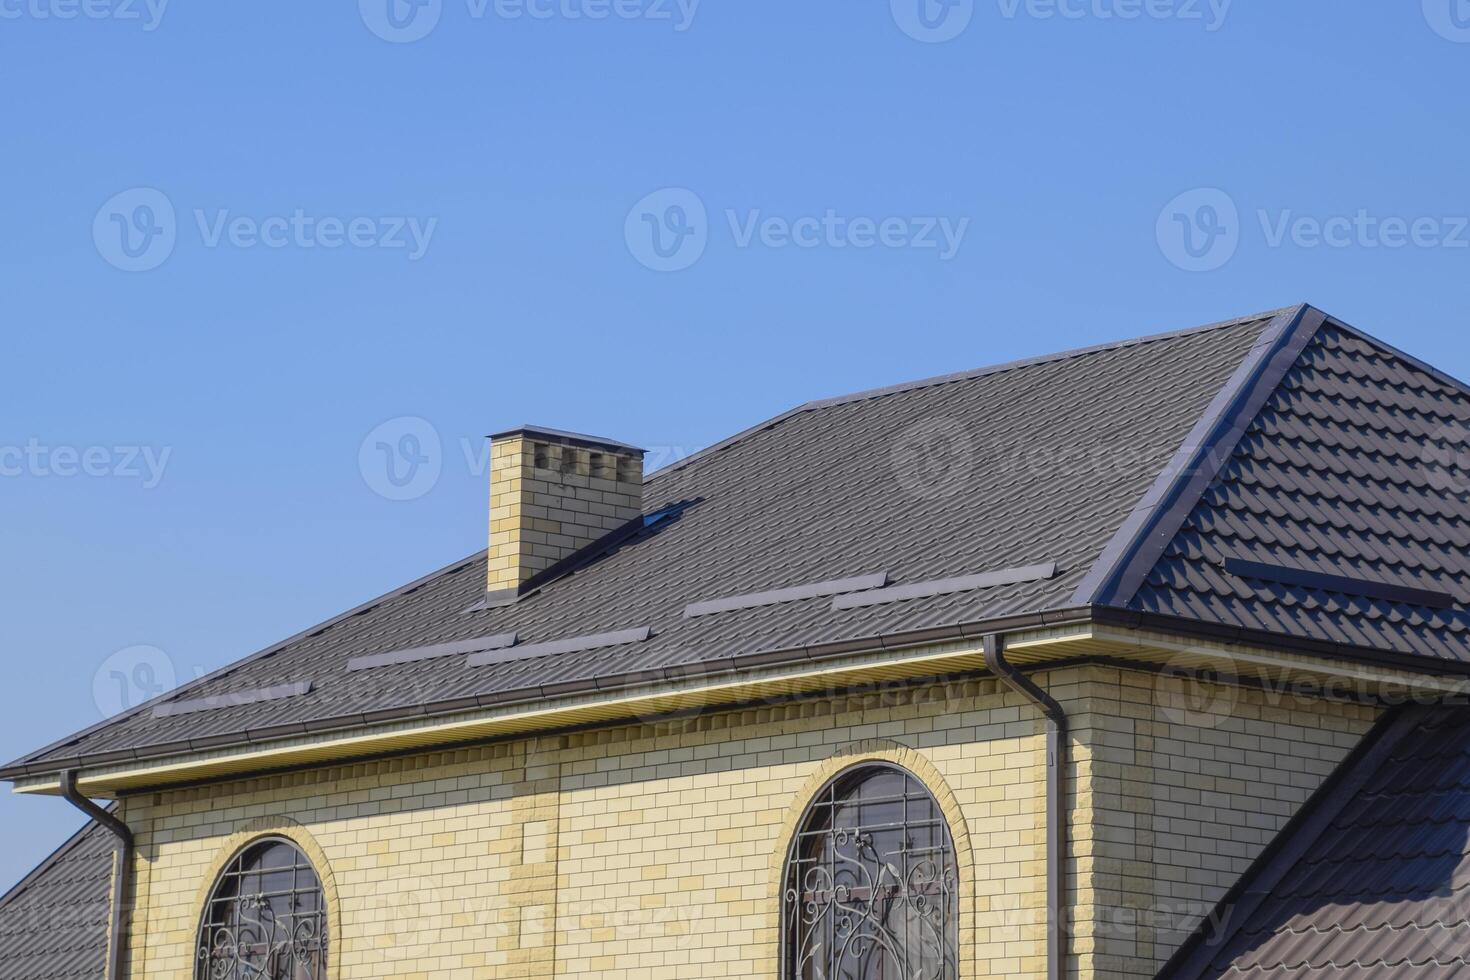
top-left (10, 302), bottom-right (1470, 784)
top-left (150, 680), bottom-right (313, 718)
top-left (1131, 320), bottom-right (1470, 662)
top-left (345, 633), bottom-right (518, 671)
top-left (682, 572), bottom-right (890, 617)
top-left (2, 306), bottom-right (1278, 777)
top-left (830, 562), bottom-right (1058, 609)
top-left (465, 626), bottom-right (651, 667)
top-left (0, 817), bottom-right (113, 980)
top-left (1163, 705), bottom-right (1470, 980)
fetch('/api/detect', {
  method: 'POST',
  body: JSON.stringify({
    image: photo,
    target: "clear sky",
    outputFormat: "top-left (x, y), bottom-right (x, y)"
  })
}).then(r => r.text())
top-left (3, 0), bottom-right (1470, 891)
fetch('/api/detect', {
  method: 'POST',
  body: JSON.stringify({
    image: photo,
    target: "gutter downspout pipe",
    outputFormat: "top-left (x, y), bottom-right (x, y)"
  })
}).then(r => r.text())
top-left (60, 770), bottom-right (133, 980)
top-left (984, 633), bottom-right (1067, 980)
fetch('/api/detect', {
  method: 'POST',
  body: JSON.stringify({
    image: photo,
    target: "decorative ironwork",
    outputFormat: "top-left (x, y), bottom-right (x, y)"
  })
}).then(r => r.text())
top-left (783, 765), bottom-right (958, 980)
top-left (196, 838), bottom-right (328, 980)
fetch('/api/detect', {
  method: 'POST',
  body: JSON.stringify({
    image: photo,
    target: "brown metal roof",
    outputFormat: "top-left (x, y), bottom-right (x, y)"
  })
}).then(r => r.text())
top-left (0, 817), bottom-right (113, 980)
top-left (1129, 318), bottom-right (1470, 661)
top-left (1161, 704), bottom-right (1470, 980)
top-left (11, 302), bottom-right (1470, 978)
top-left (8, 303), bottom-right (1470, 783)
top-left (2, 307), bottom-right (1280, 779)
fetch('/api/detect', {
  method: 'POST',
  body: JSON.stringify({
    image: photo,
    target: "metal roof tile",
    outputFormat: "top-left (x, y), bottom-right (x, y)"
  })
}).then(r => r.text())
top-left (1164, 708), bottom-right (1470, 980)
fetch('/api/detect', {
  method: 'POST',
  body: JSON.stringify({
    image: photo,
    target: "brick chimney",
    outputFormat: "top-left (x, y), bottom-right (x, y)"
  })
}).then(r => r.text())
top-left (486, 426), bottom-right (645, 602)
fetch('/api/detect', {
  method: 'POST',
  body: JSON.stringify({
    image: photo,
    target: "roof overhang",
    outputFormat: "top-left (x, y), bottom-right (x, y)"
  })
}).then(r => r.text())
top-left (11, 610), bottom-right (1470, 799)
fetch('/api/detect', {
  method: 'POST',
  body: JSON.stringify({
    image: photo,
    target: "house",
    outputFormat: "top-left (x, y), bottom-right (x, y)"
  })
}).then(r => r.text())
top-left (4, 302), bottom-right (1470, 979)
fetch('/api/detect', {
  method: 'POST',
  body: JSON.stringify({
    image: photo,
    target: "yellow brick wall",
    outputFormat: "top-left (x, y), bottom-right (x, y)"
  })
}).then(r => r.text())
top-left (123, 675), bottom-right (1053, 979)
top-left (1067, 666), bottom-right (1381, 978)
top-left (117, 664), bottom-right (1381, 979)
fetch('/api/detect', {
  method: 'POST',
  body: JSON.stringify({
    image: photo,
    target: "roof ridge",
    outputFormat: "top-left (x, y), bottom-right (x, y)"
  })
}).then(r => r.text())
top-left (647, 305), bottom-right (1298, 482)
top-left (1071, 304), bottom-right (1322, 608)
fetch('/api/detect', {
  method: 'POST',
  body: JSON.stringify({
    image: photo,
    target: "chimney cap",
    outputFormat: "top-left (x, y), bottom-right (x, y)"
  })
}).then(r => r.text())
top-left (489, 425), bottom-right (646, 456)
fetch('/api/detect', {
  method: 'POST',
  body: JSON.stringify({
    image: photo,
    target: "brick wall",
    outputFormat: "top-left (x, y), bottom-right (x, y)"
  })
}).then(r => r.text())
top-left (487, 434), bottom-right (643, 594)
top-left (119, 664), bottom-right (1380, 979)
top-left (1067, 666), bottom-right (1380, 978)
top-left (125, 675), bottom-right (1049, 979)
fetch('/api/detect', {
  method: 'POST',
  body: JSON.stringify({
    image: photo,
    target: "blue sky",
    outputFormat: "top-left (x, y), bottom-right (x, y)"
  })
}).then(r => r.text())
top-left (3, 0), bottom-right (1470, 891)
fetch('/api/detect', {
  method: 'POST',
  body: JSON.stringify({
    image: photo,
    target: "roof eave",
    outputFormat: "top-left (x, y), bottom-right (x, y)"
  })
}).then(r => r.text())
top-left (9, 603), bottom-right (1470, 787)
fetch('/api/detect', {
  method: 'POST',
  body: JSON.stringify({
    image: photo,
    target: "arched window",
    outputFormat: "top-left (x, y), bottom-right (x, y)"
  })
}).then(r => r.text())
top-left (783, 764), bottom-right (959, 980)
top-left (196, 837), bottom-right (328, 980)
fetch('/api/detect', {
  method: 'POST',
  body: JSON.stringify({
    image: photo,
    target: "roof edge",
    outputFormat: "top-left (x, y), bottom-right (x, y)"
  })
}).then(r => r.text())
top-left (1070, 303), bottom-right (1324, 608)
top-left (1155, 704), bottom-right (1429, 980)
top-left (0, 806), bottom-right (112, 915)
top-left (1319, 310), bottom-right (1470, 402)
top-left (647, 305), bottom-right (1301, 481)
top-left (14, 603), bottom-right (1470, 785)
top-left (0, 550), bottom-right (492, 775)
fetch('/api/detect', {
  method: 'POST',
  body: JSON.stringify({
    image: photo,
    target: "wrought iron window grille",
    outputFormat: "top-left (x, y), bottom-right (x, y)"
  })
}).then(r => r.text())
top-left (782, 764), bottom-right (959, 980)
top-left (196, 837), bottom-right (328, 980)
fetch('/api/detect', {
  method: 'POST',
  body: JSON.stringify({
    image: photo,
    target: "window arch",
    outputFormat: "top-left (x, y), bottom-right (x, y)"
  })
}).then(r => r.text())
top-left (196, 836), bottom-right (328, 980)
top-left (782, 763), bottom-right (959, 980)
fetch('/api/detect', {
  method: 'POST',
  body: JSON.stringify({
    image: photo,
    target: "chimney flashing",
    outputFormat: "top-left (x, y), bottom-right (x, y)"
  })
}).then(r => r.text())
top-left (488, 425), bottom-right (646, 456)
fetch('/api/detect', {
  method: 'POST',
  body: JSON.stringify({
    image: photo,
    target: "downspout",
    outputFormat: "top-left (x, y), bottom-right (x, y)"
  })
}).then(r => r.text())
top-left (984, 633), bottom-right (1067, 980)
top-left (60, 770), bottom-right (133, 980)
